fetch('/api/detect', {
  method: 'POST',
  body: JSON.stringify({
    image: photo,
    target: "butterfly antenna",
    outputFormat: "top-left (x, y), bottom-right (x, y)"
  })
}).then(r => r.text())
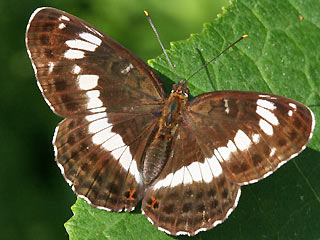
top-left (187, 34), bottom-right (248, 81)
top-left (144, 10), bottom-right (178, 82)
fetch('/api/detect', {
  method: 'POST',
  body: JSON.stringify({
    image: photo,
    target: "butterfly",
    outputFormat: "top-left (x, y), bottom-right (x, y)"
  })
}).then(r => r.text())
top-left (26, 7), bottom-right (315, 236)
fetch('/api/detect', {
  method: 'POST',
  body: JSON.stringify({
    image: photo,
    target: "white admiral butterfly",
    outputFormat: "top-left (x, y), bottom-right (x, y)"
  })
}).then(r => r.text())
top-left (26, 7), bottom-right (315, 236)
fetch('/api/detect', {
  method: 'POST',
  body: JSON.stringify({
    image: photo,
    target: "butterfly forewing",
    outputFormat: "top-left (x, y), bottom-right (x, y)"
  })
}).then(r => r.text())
top-left (26, 7), bottom-right (167, 211)
top-left (184, 91), bottom-right (315, 184)
top-left (26, 7), bottom-right (166, 117)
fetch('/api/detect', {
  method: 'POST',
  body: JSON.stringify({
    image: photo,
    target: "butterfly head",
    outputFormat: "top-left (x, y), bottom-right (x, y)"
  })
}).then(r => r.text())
top-left (171, 80), bottom-right (189, 98)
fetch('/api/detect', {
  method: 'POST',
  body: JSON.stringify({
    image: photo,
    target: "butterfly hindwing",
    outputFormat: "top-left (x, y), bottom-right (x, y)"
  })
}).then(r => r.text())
top-left (54, 111), bottom-right (159, 211)
top-left (184, 91), bottom-right (315, 184)
top-left (142, 123), bottom-right (241, 235)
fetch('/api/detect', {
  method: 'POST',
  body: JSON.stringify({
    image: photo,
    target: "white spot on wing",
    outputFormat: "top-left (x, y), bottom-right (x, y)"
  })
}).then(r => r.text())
top-left (217, 146), bottom-right (231, 161)
top-left (121, 63), bottom-right (134, 74)
top-left (58, 23), bottom-right (66, 29)
top-left (118, 147), bottom-right (132, 170)
top-left (64, 49), bottom-right (85, 59)
top-left (77, 75), bottom-right (99, 90)
top-left (270, 147), bottom-right (276, 157)
top-left (89, 107), bottom-right (106, 113)
top-left (257, 99), bottom-right (276, 110)
top-left (92, 128), bottom-right (113, 145)
top-left (79, 32), bottom-right (102, 46)
top-left (170, 167), bottom-right (184, 187)
top-left (89, 116), bottom-right (141, 183)
top-left (200, 159), bottom-right (213, 183)
top-left (258, 94), bottom-right (271, 98)
top-left (86, 90), bottom-right (103, 109)
top-left (72, 65), bottom-right (81, 74)
top-left (66, 39), bottom-right (98, 52)
top-left (258, 94), bottom-right (277, 100)
top-left (59, 15), bottom-right (70, 21)
top-left (187, 162), bottom-right (202, 182)
top-left (252, 133), bottom-right (260, 144)
top-left (153, 173), bottom-right (173, 190)
top-left (240, 105), bottom-right (315, 186)
top-left (207, 155), bottom-right (223, 177)
top-left (256, 106), bottom-right (279, 126)
top-left (224, 99), bottom-right (230, 114)
top-left (183, 168), bottom-right (193, 185)
top-left (48, 62), bottom-right (54, 74)
top-left (288, 110), bottom-right (293, 117)
top-left (289, 103), bottom-right (297, 110)
top-left (259, 119), bottom-right (273, 136)
top-left (84, 25), bottom-right (104, 37)
top-left (128, 160), bottom-right (142, 184)
top-left (85, 112), bottom-right (107, 122)
top-left (154, 158), bottom-right (220, 190)
top-left (88, 118), bottom-right (111, 134)
top-left (101, 134), bottom-right (141, 183)
top-left (102, 134), bottom-right (123, 153)
top-left (234, 130), bottom-right (252, 151)
top-left (217, 140), bottom-right (237, 161)
top-left (213, 149), bottom-right (223, 162)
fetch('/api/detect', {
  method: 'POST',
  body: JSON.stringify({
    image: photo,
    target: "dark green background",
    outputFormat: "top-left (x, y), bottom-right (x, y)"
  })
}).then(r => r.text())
top-left (0, 0), bottom-right (228, 239)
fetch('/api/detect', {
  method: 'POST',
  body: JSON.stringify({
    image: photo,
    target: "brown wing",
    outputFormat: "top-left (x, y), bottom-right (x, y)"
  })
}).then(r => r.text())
top-left (142, 123), bottom-right (240, 236)
top-left (26, 7), bottom-right (166, 117)
top-left (26, 7), bottom-right (167, 211)
top-left (184, 91), bottom-right (315, 184)
top-left (55, 111), bottom-right (158, 211)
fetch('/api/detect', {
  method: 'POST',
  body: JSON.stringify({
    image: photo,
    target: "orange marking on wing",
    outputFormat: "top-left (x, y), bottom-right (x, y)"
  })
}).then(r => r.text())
top-left (148, 196), bottom-right (159, 209)
top-left (126, 188), bottom-right (136, 201)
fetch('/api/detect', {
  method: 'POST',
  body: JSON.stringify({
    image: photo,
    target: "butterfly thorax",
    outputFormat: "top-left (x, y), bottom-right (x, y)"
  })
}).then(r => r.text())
top-left (143, 81), bottom-right (189, 185)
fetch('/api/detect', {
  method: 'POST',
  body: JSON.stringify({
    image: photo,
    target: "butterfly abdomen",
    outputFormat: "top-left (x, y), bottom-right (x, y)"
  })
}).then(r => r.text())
top-left (143, 138), bottom-right (171, 185)
top-left (143, 83), bottom-right (188, 185)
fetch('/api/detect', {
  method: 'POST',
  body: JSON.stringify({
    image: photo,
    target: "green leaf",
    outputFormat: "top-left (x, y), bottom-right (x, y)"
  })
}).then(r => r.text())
top-left (66, 199), bottom-right (171, 240)
top-left (66, 0), bottom-right (320, 239)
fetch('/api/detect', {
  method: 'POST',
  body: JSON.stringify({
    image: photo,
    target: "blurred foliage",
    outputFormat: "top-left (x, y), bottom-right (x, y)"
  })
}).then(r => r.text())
top-left (0, 0), bottom-right (227, 239)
